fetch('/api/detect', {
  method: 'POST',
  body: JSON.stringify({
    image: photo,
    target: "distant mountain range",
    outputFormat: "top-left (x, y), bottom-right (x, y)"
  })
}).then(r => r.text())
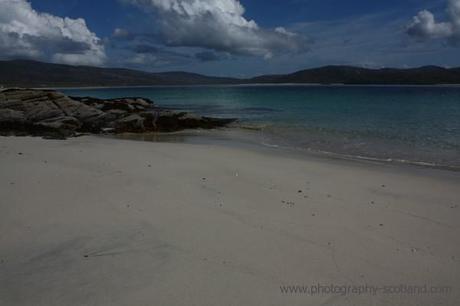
top-left (1, 60), bottom-right (460, 87)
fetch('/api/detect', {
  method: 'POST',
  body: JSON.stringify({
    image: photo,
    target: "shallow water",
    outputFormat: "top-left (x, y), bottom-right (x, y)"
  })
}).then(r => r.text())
top-left (62, 85), bottom-right (460, 169)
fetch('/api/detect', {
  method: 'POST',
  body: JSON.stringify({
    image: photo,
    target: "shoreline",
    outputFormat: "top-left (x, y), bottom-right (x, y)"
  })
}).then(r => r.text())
top-left (111, 128), bottom-right (460, 173)
top-left (1, 135), bottom-right (459, 306)
top-left (34, 83), bottom-right (460, 90)
top-left (2, 87), bottom-right (457, 172)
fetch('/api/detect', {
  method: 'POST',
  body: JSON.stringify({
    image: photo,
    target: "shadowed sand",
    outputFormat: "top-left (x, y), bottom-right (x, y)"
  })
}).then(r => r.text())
top-left (0, 136), bottom-right (459, 306)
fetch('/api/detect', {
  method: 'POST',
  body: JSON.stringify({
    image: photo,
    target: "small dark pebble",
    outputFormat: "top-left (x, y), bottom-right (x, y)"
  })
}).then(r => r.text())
top-left (312, 213), bottom-right (316, 217)
top-left (451, 205), bottom-right (458, 209)
top-left (202, 178), bottom-right (207, 181)
top-left (17, 152), bottom-right (23, 155)
top-left (298, 190), bottom-right (302, 193)
top-left (84, 255), bottom-right (89, 258)
top-left (381, 185), bottom-right (386, 188)
top-left (370, 201), bottom-right (375, 204)
top-left (148, 164), bottom-right (152, 168)
top-left (9, 182), bottom-right (15, 185)
top-left (379, 224), bottom-right (384, 227)
top-left (327, 194), bottom-right (332, 198)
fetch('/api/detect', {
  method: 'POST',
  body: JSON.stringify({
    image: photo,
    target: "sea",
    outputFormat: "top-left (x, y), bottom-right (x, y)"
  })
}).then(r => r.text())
top-left (61, 85), bottom-right (460, 170)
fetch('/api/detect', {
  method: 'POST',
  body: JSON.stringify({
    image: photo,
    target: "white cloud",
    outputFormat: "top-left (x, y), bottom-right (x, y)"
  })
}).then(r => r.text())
top-left (127, 53), bottom-right (158, 64)
top-left (0, 0), bottom-right (106, 65)
top-left (406, 0), bottom-right (460, 44)
top-left (113, 28), bottom-right (131, 39)
top-left (123, 0), bottom-right (308, 58)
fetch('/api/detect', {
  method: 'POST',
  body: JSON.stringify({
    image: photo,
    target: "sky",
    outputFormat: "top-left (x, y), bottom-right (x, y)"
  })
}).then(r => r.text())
top-left (0, 0), bottom-right (459, 77)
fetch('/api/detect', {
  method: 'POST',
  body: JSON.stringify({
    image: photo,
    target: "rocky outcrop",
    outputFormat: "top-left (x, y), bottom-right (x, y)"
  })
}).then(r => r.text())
top-left (72, 96), bottom-right (153, 113)
top-left (153, 111), bottom-right (237, 132)
top-left (114, 114), bottom-right (145, 133)
top-left (0, 89), bottom-right (105, 138)
top-left (0, 89), bottom-right (237, 138)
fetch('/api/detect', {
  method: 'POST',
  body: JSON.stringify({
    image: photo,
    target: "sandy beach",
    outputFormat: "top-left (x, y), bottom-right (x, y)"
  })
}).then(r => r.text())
top-left (0, 135), bottom-right (459, 306)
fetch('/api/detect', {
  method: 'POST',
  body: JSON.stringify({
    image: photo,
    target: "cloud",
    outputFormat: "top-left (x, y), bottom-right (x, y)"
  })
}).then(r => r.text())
top-left (133, 44), bottom-right (161, 54)
top-left (406, 0), bottom-right (460, 44)
top-left (113, 28), bottom-right (132, 39)
top-left (132, 43), bottom-right (191, 58)
top-left (122, 0), bottom-right (309, 58)
top-left (194, 51), bottom-right (227, 62)
top-left (0, 0), bottom-right (106, 65)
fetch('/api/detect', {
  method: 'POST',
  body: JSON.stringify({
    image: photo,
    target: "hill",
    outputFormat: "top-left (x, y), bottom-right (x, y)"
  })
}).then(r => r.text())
top-left (249, 65), bottom-right (460, 85)
top-left (1, 60), bottom-right (460, 87)
top-left (0, 60), bottom-right (239, 87)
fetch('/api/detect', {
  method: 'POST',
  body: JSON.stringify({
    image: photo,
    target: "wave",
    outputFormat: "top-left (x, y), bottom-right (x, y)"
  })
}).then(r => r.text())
top-left (232, 125), bottom-right (460, 171)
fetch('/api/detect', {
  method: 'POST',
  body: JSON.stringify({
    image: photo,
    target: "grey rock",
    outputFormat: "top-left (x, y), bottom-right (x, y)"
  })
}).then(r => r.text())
top-left (133, 98), bottom-right (151, 108)
top-left (35, 116), bottom-right (82, 132)
top-left (53, 96), bottom-right (104, 121)
top-left (0, 109), bottom-right (25, 123)
top-left (72, 96), bottom-right (154, 113)
top-left (0, 88), bottom-right (236, 138)
top-left (0, 109), bottom-right (28, 136)
top-left (108, 109), bottom-right (129, 117)
top-left (154, 110), bottom-right (236, 132)
top-left (115, 114), bottom-right (145, 133)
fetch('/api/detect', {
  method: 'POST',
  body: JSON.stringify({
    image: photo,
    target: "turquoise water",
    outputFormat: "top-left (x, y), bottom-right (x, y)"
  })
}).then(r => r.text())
top-left (62, 85), bottom-right (460, 169)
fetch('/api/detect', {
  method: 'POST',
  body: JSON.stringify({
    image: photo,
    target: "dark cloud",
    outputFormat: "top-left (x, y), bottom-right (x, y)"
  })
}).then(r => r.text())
top-left (133, 44), bottom-right (160, 54)
top-left (131, 44), bottom-right (191, 58)
top-left (26, 36), bottom-right (92, 55)
top-left (194, 51), bottom-right (222, 62)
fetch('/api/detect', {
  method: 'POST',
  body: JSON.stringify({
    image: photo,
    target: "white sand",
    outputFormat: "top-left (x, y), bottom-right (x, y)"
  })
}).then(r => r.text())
top-left (0, 135), bottom-right (459, 306)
